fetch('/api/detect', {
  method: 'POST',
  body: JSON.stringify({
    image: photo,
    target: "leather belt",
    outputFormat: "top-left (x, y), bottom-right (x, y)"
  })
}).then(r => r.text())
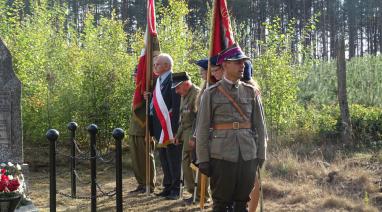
top-left (212, 122), bottom-right (251, 130)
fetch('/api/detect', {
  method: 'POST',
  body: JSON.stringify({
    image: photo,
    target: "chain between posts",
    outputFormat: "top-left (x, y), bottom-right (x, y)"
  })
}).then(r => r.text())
top-left (57, 188), bottom-right (116, 200)
top-left (47, 123), bottom-right (123, 211)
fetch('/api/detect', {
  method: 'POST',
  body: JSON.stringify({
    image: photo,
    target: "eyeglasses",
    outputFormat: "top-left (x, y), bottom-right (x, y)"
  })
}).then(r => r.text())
top-left (154, 62), bottom-right (168, 67)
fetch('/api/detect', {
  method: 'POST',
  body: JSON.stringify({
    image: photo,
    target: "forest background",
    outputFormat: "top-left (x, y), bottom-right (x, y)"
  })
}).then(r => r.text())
top-left (0, 0), bottom-right (381, 150)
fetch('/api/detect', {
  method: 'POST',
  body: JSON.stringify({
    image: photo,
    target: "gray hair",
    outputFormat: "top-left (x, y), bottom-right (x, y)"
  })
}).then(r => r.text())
top-left (158, 53), bottom-right (174, 68)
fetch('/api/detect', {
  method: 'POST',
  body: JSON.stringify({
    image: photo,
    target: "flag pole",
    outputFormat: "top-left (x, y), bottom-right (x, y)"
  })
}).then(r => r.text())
top-left (145, 1), bottom-right (153, 196)
top-left (199, 0), bottom-right (218, 210)
top-left (207, 0), bottom-right (218, 88)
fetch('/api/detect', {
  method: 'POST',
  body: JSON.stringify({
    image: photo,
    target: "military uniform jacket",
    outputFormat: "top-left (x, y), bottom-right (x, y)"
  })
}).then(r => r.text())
top-left (128, 102), bottom-right (146, 136)
top-left (175, 84), bottom-right (200, 151)
top-left (196, 79), bottom-right (267, 163)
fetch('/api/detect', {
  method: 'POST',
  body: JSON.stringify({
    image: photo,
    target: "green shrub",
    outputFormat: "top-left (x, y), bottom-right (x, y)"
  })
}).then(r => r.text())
top-left (293, 104), bottom-right (382, 149)
top-left (0, 0), bottom-right (206, 144)
top-left (348, 105), bottom-right (382, 149)
top-left (299, 55), bottom-right (382, 106)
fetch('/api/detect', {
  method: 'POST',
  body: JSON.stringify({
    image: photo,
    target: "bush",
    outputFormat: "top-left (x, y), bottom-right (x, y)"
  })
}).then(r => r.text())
top-left (299, 55), bottom-right (382, 106)
top-left (0, 0), bottom-right (206, 144)
top-left (298, 104), bottom-right (382, 149)
top-left (349, 105), bottom-right (382, 149)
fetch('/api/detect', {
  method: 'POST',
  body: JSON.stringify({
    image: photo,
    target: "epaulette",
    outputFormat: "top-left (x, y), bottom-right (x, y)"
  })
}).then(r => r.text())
top-left (205, 82), bottom-right (220, 91)
top-left (242, 81), bottom-right (255, 88)
top-left (242, 82), bottom-right (261, 96)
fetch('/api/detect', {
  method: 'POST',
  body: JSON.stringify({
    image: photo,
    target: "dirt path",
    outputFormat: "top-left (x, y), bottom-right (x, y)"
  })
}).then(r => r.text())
top-left (25, 147), bottom-right (382, 211)
top-left (27, 165), bottom-right (211, 211)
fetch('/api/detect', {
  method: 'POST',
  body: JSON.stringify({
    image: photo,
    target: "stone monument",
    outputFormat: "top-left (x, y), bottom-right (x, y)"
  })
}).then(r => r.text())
top-left (1, 38), bottom-right (38, 212)
top-left (0, 38), bottom-right (23, 163)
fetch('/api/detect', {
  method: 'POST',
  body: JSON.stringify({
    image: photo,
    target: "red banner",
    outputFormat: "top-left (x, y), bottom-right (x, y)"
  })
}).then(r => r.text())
top-left (207, 0), bottom-right (235, 84)
top-left (211, 0), bottom-right (235, 56)
top-left (132, 0), bottom-right (160, 116)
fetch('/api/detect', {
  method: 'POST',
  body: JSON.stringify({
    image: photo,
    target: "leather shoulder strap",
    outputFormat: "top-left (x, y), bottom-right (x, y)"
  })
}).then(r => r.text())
top-left (217, 85), bottom-right (249, 121)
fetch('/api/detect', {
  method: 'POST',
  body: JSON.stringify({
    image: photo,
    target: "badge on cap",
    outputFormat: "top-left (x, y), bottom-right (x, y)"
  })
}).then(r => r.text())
top-left (217, 43), bottom-right (250, 65)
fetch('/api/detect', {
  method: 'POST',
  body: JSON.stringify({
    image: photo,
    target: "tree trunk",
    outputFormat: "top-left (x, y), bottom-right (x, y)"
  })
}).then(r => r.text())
top-left (121, 0), bottom-right (128, 32)
top-left (336, 37), bottom-right (353, 146)
top-left (346, 0), bottom-right (356, 58)
top-left (328, 0), bottom-right (337, 59)
top-left (380, 2), bottom-right (382, 53)
top-left (258, 0), bottom-right (267, 54)
top-left (321, 0), bottom-right (328, 60)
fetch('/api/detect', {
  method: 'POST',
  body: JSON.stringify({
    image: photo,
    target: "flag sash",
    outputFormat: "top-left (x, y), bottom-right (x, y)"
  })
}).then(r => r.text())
top-left (152, 78), bottom-right (173, 144)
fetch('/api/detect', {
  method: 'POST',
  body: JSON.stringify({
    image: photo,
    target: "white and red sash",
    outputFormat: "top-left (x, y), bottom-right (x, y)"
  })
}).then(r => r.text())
top-left (152, 77), bottom-right (173, 144)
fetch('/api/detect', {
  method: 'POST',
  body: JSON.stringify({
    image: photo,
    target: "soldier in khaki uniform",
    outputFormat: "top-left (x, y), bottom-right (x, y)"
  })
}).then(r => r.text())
top-left (196, 44), bottom-right (268, 212)
top-left (172, 72), bottom-right (211, 204)
top-left (172, 72), bottom-right (200, 197)
top-left (128, 70), bottom-right (156, 193)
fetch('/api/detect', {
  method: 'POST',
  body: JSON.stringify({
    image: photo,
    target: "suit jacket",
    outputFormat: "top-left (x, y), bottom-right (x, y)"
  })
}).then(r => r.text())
top-left (150, 72), bottom-right (181, 143)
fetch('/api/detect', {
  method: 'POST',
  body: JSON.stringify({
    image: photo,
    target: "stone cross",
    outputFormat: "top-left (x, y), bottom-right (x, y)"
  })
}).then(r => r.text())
top-left (0, 38), bottom-right (23, 163)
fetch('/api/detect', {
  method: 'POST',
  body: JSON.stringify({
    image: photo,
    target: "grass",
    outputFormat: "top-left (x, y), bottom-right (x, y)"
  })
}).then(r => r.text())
top-left (263, 141), bottom-right (381, 211)
top-left (321, 196), bottom-right (379, 212)
top-left (24, 140), bottom-right (382, 211)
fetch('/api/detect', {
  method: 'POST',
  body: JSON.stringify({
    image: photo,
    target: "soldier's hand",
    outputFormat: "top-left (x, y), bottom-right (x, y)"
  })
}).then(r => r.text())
top-left (174, 138), bottom-right (180, 145)
top-left (143, 91), bottom-right (151, 101)
top-left (188, 139), bottom-right (195, 149)
top-left (198, 162), bottom-right (211, 177)
top-left (257, 159), bottom-right (265, 169)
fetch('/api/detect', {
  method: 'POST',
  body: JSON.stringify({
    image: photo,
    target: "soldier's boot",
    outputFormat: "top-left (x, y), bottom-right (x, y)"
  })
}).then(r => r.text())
top-left (233, 202), bottom-right (248, 212)
top-left (212, 201), bottom-right (233, 212)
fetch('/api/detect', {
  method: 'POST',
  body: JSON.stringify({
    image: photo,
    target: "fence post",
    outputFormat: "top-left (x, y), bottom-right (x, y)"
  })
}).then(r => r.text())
top-left (46, 129), bottom-right (59, 212)
top-left (87, 124), bottom-right (98, 212)
top-left (112, 128), bottom-right (124, 212)
top-left (68, 122), bottom-right (78, 198)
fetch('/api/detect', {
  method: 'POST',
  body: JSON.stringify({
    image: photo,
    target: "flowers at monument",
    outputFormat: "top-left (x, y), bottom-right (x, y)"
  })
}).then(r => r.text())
top-left (0, 162), bottom-right (25, 197)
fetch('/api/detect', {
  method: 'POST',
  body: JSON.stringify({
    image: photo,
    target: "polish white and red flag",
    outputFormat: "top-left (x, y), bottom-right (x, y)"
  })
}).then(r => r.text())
top-left (132, 0), bottom-right (160, 124)
top-left (152, 78), bottom-right (173, 145)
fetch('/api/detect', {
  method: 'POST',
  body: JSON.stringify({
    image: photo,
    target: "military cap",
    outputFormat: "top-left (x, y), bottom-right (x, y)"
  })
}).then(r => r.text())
top-left (172, 72), bottom-right (190, 88)
top-left (217, 43), bottom-right (250, 65)
top-left (210, 56), bottom-right (219, 66)
top-left (196, 59), bottom-right (208, 70)
top-left (196, 56), bottom-right (219, 70)
top-left (242, 60), bottom-right (253, 81)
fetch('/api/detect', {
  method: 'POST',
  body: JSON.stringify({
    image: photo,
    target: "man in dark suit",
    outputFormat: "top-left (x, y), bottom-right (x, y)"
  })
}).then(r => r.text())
top-left (149, 53), bottom-right (182, 200)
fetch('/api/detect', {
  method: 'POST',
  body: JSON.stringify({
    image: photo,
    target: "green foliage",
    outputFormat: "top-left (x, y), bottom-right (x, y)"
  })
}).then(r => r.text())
top-left (298, 104), bottom-right (382, 149)
top-left (0, 0), bottom-right (23, 35)
top-left (156, 0), bottom-right (206, 85)
top-left (299, 55), bottom-right (382, 106)
top-left (253, 18), bottom-right (302, 136)
top-left (349, 105), bottom-right (382, 149)
top-left (295, 104), bottom-right (339, 139)
top-left (0, 0), bottom-right (207, 144)
top-left (1, 0), bottom-right (381, 149)
top-left (363, 191), bottom-right (369, 206)
top-left (77, 13), bottom-right (133, 144)
top-left (1, 1), bottom-right (135, 144)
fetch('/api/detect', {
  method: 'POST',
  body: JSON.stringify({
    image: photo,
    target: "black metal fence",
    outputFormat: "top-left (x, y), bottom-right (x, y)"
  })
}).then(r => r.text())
top-left (46, 122), bottom-right (124, 212)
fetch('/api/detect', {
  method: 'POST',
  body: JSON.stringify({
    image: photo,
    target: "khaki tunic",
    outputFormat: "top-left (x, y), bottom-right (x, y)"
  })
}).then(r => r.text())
top-left (196, 79), bottom-right (267, 163)
top-left (175, 85), bottom-right (200, 193)
top-left (128, 104), bottom-right (156, 189)
top-left (175, 85), bottom-right (200, 148)
top-left (128, 105), bottom-right (146, 136)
